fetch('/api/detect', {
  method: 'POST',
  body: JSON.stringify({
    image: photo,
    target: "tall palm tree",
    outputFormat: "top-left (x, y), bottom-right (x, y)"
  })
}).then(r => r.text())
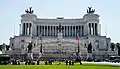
top-left (110, 43), bottom-right (115, 51)
top-left (116, 43), bottom-right (120, 56)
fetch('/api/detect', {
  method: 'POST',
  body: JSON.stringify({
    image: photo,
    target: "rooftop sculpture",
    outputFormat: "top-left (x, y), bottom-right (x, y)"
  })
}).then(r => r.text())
top-left (25, 7), bottom-right (34, 14)
top-left (87, 7), bottom-right (95, 14)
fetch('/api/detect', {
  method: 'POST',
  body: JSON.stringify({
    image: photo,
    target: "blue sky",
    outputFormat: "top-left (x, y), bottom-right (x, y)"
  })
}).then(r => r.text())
top-left (0, 0), bottom-right (120, 44)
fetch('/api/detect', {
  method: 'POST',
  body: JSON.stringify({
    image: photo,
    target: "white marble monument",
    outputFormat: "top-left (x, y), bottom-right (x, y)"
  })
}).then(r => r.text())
top-left (8, 7), bottom-right (116, 60)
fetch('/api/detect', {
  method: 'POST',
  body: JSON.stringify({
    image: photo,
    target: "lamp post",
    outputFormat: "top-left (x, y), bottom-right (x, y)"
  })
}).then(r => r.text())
top-left (38, 34), bottom-right (43, 60)
top-left (77, 38), bottom-right (80, 56)
top-left (40, 35), bottom-right (42, 54)
top-left (76, 31), bottom-right (80, 56)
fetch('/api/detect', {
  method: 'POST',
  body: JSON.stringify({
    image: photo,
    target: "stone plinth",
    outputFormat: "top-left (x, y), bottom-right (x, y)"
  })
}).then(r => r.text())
top-left (57, 32), bottom-right (63, 40)
top-left (27, 53), bottom-right (33, 60)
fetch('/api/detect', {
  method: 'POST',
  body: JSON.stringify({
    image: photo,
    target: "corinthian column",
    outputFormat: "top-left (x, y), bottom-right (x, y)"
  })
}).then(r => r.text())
top-left (25, 23), bottom-right (26, 35)
top-left (72, 26), bottom-right (73, 36)
top-left (75, 26), bottom-right (76, 36)
top-left (19, 24), bottom-right (21, 35)
top-left (44, 26), bottom-right (45, 36)
top-left (95, 23), bottom-right (98, 35)
top-left (47, 26), bottom-right (48, 36)
top-left (30, 23), bottom-right (32, 36)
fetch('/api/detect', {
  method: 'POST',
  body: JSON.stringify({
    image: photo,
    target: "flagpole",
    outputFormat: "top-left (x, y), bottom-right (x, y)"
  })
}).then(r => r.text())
top-left (40, 32), bottom-right (42, 54)
top-left (105, 25), bottom-right (107, 37)
top-left (76, 32), bottom-right (79, 56)
top-left (78, 36), bottom-right (79, 55)
top-left (14, 22), bottom-right (15, 36)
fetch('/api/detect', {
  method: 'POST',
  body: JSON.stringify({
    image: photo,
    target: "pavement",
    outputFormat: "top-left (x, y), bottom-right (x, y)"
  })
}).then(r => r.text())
top-left (83, 62), bottom-right (120, 66)
top-left (20, 61), bottom-right (120, 66)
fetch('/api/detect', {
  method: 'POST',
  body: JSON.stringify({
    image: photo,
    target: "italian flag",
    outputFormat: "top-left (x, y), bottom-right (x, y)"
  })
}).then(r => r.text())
top-left (76, 31), bottom-right (79, 40)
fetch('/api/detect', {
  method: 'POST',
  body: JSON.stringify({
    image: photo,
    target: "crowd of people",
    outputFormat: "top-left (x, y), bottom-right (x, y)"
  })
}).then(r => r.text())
top-left (0, 59), bottom-right (83, 65)
top-left (0, 55), bottom-right (83, 65)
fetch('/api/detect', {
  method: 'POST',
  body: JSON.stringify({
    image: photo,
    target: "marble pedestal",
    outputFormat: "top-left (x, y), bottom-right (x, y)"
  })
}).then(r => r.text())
top-left (57, 32), bottom-right (63, 40)
top-left (27, 53), bottom-right (33, 60)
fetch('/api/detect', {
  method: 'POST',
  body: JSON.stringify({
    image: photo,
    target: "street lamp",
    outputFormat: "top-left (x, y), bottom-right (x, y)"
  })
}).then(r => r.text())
top-left (39, 34), bottom-right (42, 54)
top-left (77, 39), bottom-right (80, 56)
top-left (76, 31), bottom-right (80, 56)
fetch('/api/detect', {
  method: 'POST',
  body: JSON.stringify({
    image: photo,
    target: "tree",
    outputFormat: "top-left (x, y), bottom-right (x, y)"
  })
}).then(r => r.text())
top-left (0, 43), bottom-right (10, 51)
top-left (0, 45), bottom-right (3, 51)
top-left (6, 45), bottom-right (10, 51)
top-left (116, 43), bottom-right (120, 56)
top-left (110, 43), bottom-right (115, 51)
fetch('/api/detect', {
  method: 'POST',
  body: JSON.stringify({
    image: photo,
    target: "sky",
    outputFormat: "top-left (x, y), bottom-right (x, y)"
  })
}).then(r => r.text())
top-left (0, 0), bottom-right (120, 45)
